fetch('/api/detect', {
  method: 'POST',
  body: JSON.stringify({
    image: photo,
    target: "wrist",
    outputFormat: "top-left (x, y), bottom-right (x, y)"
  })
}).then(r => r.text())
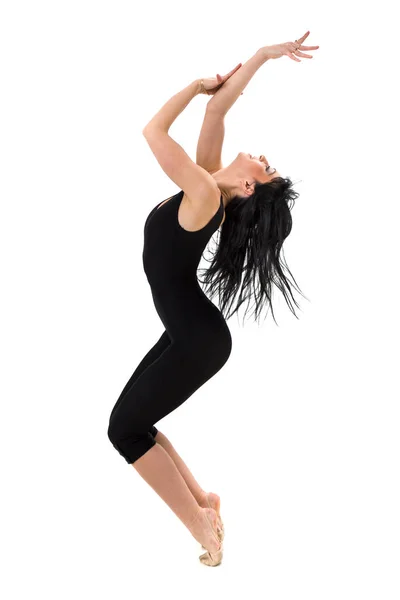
top-left (194, 78), bottom-right (202, 95)
top-left (257, 47), bottom-right (271, 62)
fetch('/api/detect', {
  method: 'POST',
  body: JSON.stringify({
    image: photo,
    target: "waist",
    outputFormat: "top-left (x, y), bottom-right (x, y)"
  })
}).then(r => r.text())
top-left (150, 282), bottom-right (228, 334)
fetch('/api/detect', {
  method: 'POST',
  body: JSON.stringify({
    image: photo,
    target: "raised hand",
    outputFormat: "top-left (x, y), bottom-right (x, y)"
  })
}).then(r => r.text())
top-left (262, 31), bottom-right (319, 62)
top-left (200, 63), bottom-right (243, 95)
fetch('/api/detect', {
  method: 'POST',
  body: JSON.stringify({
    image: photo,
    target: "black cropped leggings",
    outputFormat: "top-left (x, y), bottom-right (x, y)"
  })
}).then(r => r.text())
top-left (107, 330), bottom-right (172, 464)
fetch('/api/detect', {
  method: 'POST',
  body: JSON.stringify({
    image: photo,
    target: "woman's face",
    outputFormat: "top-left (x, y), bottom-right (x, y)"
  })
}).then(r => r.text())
top-left (212, 152), bottom-right (282, 200)
top-left (237, 152), bottom-right (281, 183)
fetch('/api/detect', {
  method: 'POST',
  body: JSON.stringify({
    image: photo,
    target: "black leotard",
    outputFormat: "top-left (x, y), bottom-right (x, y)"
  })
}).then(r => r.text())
top-left (108, 190), bottom-right (232, 464)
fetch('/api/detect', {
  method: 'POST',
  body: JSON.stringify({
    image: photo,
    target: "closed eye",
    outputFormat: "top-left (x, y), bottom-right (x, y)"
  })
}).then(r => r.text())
top-left (251, 154), bottom-right (274, 173)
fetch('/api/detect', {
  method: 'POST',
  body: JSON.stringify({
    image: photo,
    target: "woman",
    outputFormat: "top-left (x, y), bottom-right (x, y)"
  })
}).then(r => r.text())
top-left (108, 31), bottom-right (319, 566)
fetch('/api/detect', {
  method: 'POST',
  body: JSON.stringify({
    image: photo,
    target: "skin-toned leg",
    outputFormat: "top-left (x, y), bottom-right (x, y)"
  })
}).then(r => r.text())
top-left (154, 430), bottom-right (207, 505)
top-left (153, 430), bottom-right (222, 527)
top-left (132, 442), bottom-right (221, 553)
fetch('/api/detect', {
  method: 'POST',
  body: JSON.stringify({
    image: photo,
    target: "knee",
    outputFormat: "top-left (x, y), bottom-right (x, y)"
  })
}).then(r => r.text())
top-left (107, 418), bottom-right (156, 464)
top-left (107, 414), bottom-right (122, 447)
top-left (107, 420), bottom-right (115, 445)
top-left (107, 416), bottom-right (130, 461)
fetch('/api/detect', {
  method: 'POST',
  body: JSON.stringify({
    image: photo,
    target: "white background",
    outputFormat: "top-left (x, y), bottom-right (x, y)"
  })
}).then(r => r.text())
top-left (1, 0), bottom-right (399, 598)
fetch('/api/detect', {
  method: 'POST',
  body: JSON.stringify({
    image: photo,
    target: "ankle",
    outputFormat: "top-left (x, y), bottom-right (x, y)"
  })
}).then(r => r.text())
top-left (197, 490), bottom-right (208, 508)
top-left (186, 506), bottom-right (202, 531)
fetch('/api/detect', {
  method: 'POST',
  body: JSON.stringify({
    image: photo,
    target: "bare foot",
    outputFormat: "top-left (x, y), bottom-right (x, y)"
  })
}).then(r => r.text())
top-left (188, 507), bottom-right (221, 554)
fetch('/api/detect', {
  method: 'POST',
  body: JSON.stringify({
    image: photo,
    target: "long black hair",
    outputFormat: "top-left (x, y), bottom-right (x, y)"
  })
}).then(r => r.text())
top-left (198, 176), bottom-right (309, 326)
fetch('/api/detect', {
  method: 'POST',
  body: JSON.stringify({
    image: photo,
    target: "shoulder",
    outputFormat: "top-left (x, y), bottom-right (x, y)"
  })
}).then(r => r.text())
top-left (179, 186), bottom-right (223, 231)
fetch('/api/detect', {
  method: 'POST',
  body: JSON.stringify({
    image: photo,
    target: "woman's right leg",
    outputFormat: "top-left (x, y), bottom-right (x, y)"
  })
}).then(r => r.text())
top-left (108, 340), bottom-right (221, 553)
top-left (132, 442), bottom-right (221, 554)
top-left (109, 330), bottom-right (171, 420)
top-left (108, 330), bottom-right (219, 516)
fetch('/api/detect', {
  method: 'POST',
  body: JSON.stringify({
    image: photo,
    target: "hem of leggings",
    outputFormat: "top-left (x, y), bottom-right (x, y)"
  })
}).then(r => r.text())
top-left (123, 435), bottom-right (157, 465)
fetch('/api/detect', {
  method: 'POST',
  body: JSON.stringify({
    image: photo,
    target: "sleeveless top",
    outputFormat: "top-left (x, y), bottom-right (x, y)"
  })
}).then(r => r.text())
top-left (143, 190), bottom-right (224, 291)
top-left (142, 190), bottom-right (231, 356)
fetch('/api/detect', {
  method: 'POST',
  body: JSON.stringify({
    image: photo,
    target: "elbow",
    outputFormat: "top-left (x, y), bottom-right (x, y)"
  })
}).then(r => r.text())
top-left (142, 123), bottom-right (155, 136)
top-left (142, 124), bottom-right (167, 138)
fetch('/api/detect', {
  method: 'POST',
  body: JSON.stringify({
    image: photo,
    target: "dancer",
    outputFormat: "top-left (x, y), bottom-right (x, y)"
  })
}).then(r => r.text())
top-left (108, 31), bottom-right (319, 566)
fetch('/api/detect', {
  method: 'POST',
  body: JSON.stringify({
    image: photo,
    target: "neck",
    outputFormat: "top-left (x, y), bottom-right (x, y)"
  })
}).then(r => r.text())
top-left (211, 169), bottom-right (240, 206)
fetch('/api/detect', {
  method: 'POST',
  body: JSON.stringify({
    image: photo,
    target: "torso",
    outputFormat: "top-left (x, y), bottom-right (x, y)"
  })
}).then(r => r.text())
top-left (157, 192), bottom-right (225, 231)
top-left (142, 188), bottom-right (231, 357)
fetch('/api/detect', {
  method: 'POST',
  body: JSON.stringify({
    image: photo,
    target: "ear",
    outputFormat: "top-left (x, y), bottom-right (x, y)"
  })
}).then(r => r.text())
top-left (243, 181), bottom-right (256, 197)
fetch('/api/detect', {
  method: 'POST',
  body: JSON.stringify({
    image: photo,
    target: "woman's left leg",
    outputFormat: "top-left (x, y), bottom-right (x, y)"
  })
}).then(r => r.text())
top-left (153, 429), bottom-right (207, 505)
top-left (153, 430), bottom-right (223, 536)
top-left (132, 443), bottom-right (221, 554)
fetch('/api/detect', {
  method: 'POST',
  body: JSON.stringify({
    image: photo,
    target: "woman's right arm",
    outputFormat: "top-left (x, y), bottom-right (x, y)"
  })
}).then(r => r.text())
top-left (206, 32), bottom-right (318, 115)
top-left (206, 49), bottom-right (269, 116)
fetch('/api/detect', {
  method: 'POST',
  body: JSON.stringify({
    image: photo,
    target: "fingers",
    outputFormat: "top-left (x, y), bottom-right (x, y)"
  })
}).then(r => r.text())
top-left (296, 30), bottom-right (319, 51)
top-left (287, 42), bottom-right (302, 61)
top-left (295, 50), bottom-right (314, 58)
top-left (224, 63), bottom-right (242, 80)
top-left (299, 30), bottom-right (310, 42)
top-left (290, 30), bottom-right (319, 60)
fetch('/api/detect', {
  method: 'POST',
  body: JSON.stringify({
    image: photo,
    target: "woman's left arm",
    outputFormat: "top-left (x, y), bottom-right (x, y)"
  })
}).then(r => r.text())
top-left (142, 63), bottom-right (242, 133)
top-left (142, 80), bottom-right (201, 134)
